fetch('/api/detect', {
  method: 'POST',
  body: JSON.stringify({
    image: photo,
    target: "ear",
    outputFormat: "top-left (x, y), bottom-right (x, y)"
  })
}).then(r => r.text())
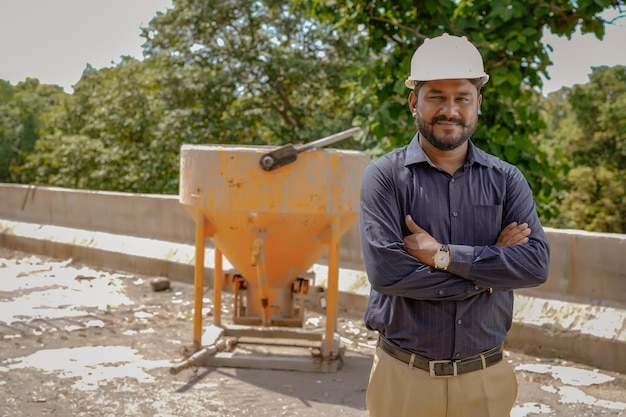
top-left (408, 91), bottom-right (418, 116)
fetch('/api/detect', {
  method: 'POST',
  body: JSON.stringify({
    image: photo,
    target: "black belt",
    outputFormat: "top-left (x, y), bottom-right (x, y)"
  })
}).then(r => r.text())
top-left (378, 336), bottom-right (503, 378)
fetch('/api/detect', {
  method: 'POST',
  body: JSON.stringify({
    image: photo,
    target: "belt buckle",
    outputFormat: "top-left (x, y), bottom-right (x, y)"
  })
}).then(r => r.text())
top-left (429, 359), bottom-right (457, 378)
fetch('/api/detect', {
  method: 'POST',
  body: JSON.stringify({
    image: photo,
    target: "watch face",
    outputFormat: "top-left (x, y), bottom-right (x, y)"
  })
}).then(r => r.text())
top-left (435, 251), bottom-right (449, 268)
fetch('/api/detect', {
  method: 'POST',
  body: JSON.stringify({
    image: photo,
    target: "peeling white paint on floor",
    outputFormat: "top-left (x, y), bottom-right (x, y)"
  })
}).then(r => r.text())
top-left (3, 249), bottom-right (626, 416)
top-left (510, 402), bottom-right (553, 417)
top-left (0, 255), bottom-right (134, 324)
top-left (516, 364), bottom-right (615, 386)
top-left (544, 385), bottom-right (626, 411)
top-left (2, 345), bottom-right (172, 391)
top-left (516, 363), bottom-right (626, 413)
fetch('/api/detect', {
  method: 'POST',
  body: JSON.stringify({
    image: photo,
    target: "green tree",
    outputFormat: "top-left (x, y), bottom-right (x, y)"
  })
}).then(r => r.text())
top-left (20, 59), bottom-right (177, 192)
top-left (544, 65), bottom-right (626, 233)
top-left (20, 0), bottom-right (369, 193)
top-left (0, 78), bottom-right (66, 183)
top-left (299, 0), bottom-right (625, 221)
top-left (13, 0), bottom-right (626, 232)
top-left (141, 0), bottom-right (368, 146)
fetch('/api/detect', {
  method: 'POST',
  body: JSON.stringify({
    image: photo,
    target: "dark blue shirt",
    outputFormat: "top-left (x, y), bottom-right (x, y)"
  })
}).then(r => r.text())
top-left (359, 135), bottom-right (550, 360)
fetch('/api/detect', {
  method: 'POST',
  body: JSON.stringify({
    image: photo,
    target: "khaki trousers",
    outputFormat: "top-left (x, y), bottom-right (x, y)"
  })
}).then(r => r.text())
top-left (366, 346), bottom-right (518, 417)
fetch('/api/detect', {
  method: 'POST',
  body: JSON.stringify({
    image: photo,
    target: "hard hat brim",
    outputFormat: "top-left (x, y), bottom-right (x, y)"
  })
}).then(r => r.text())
top-left (405, 74), bottom-right (490, 89)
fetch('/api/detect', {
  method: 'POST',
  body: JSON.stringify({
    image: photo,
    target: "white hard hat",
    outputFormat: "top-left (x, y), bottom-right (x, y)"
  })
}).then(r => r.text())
top-left (405, 33), bottom-right (489, 89)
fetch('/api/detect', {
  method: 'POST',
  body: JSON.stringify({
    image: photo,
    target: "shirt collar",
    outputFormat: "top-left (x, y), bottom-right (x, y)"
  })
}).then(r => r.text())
top-left (404, 133), bottom-right (492, 168)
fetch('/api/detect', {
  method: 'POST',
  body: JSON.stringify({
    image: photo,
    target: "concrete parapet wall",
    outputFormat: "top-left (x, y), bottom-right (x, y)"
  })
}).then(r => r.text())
top-left (2, 183), bottom-right (625, 305)
top-left (510, 294), bottom-right (626, 372)
top-left (2, 183), bottom-right (626, 372)
top-left (0, 183), bottom-right (364, 265)
top-left (1, 183), bottom-right (195, 244)
top-left (526, 228), bottom-right (626, 305)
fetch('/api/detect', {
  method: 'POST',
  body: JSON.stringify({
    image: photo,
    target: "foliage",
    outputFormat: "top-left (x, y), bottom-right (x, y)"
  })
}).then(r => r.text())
top-left (20, 58), bottom-right (178, 193)
top-left (141, 0), bottom-right (368, 146)
top-left (0, 79), bottom-right (66, 183)
top-left (3, 0), bottom-right (626, 232)
top-left (24, 134), bottom-right (115, 189)
top-left (543, 65), bottom-right (626, 233)
top-left (560, 166), bottom-right (624, 232)
top-left (18, 0), bottom-right (369, 194)
top-left (298, 0), bottom-right (624, 221)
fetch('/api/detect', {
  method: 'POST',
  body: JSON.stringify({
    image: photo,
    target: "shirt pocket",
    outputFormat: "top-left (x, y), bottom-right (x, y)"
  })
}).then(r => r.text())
top-left (471, 204), bottom-right (503, 245)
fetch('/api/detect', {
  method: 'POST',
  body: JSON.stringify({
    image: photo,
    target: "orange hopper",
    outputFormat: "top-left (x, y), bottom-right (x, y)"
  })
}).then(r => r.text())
top-left (178, 135), bottom-right (369, 372)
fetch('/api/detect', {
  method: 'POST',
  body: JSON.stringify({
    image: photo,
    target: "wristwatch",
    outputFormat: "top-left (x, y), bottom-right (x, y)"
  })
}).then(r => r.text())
top-left (433, 245), bottom-right (450, 270)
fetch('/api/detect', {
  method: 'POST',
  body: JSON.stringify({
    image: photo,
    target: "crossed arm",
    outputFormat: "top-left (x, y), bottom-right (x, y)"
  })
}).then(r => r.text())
top-left (403, 214), bottom-right (531, 267)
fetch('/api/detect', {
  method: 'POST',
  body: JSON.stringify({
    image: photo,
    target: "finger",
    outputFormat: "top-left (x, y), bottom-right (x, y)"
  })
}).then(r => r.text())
top-left (496, 222), bottom-right (524, 247)
top-left (508, 225), bottom-right (531, 244)
top-left (513, 227), bottom-right (532, 244)
top-left (509, 236), bottom-right (529, 246)
top-left (502, 226), bottom-right (532, 246)
top-left (501, 222), bottom-right (518, 233)
top-left (405, 214), bottom-right (422, 233)
top-left (501, 223), bottom-right (526, 239)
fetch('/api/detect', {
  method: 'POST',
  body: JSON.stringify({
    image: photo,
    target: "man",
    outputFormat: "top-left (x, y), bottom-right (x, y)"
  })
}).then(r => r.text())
top-left (358, 33), bottom-right (550, 417)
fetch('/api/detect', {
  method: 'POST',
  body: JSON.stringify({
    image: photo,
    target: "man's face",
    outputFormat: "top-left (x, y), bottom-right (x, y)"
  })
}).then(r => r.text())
top-left (411, 79), bottom-right (482, 151)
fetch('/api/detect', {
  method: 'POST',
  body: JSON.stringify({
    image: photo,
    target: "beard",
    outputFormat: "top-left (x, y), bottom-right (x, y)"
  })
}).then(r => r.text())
top-left (415, 112), bottom-right (478, 151)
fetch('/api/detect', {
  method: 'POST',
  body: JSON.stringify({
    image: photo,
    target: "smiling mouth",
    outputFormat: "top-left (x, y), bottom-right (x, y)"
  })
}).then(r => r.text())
top-left (434, 121), bottom-right (463, 129)
top-left (429, 117), bottom-right (466, 127)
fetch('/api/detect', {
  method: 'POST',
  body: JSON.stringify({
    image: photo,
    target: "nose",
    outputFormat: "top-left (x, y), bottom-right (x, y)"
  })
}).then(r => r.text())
top-left (439, 98), bottom-right (460, 117)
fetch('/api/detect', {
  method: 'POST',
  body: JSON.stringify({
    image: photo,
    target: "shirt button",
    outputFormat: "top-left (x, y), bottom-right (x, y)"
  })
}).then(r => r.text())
top-left (452, 211), bottom-right (458, 217)
top-left (474, 285), bottom-right (480, 291)
top-left (455, 353), bottom-right (461, 358)
top-left (457, 319), bottom-right (462, 325)
top-left (438, 290), bottom-right (444, 295)
top-left (451, 179), bottom-right (455, 183)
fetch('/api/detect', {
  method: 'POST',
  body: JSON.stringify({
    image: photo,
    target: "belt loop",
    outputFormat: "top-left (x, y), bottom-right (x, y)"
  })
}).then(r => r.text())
top-left (480, 353), bottom-right (487, 370)
top-left (408, 353), bottom-right (416, 370)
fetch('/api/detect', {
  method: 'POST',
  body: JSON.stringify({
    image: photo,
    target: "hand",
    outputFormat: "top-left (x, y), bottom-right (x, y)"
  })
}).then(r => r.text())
top-left (496, 222), bottom-right (531, 247)
top-left (403, 215), bottom-right (440, 266)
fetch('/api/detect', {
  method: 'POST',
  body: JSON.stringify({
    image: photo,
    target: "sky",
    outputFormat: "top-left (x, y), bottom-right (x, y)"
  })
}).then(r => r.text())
top-left (0, 1), bottom-right (625, 95)
top-left (0, 0), bottom-right (172, 93)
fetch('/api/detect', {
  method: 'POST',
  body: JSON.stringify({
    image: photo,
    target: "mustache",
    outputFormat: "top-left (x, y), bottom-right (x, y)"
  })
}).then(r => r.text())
top-left (429, 115), bottom-right (466, 127)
